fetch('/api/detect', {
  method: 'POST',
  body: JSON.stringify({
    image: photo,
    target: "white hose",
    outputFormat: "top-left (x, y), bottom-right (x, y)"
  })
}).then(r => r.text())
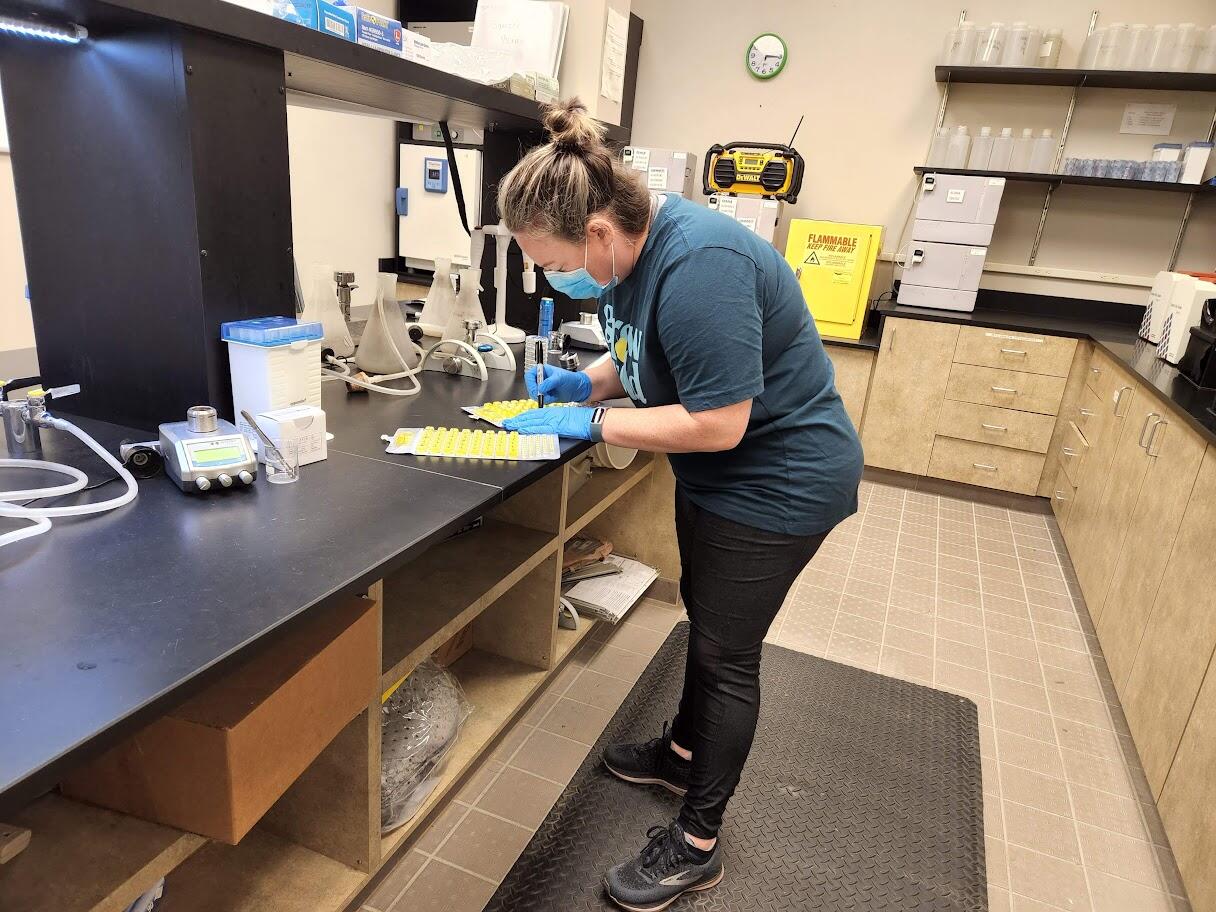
top-left (322, 324), bottom-right (422, 398)
top-left (0, 416), bottom-right (139, 548)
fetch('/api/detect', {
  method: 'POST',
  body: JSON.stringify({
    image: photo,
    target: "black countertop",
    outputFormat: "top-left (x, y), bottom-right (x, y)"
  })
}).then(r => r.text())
top-left (0, 365), bottom-right (590, 814)
top-left (875, 298), bottom-right (1216, 445)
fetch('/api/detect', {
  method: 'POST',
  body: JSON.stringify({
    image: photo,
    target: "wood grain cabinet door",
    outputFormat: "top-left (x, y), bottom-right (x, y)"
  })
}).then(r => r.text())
top-left (1120, 447), bottom-right (1216, 797)
top-left (1070, 396), bottom-right (1163, 619)
top-left (860, 319), bottom-right (959, 475)
top-left (1158, 657), bottom-right (1216, 912)
top-left (1099, 422), bottom-right (1207, 695)
top-left (826, 347), bottom-right (875, 431)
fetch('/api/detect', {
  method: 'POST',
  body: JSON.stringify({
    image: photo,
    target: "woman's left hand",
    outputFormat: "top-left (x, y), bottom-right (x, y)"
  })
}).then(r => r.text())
top-left (503, 406), bottom-right (597, 440)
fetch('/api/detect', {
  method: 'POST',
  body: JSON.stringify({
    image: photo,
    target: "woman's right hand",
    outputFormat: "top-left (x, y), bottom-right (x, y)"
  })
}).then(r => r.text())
top-left (526, 365), bottom-right (594, 403)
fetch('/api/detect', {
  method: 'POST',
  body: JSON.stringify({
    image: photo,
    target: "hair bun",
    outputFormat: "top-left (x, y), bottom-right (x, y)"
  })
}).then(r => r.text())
top-left (542, 98), bottom-right (605, 155)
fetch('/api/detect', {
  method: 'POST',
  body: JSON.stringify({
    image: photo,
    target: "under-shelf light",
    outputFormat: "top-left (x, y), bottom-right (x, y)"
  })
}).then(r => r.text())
top-left (0, 14), bottom-right (87, 43)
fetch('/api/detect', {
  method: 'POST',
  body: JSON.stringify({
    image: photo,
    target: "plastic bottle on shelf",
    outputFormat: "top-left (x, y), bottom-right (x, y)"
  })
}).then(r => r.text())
top-left (1024, 26), bottom-right (1044, 66)
top-left (1197, 26), bottom-right (1216, 73)
top-left (1001, 22), bottom-right (1032, 66)
top-left (945, 22), bottom-right (979, 65)
top-left (1169, 23), bottom-right (1200, 71)
top-left (1009, 128), bottom-right (1036, 171)
top-left (1029, 129), bottom-right (1057, 173)
top-left (1037, 28), bottom-right (1063, 68)
top-left (975, 22), bottom-right (1006, 66)
top-left (968, 127), bottom-right (995, 169)
top-left (1096, 22), bottom-right (1128, 69)
top-left (988, 128), bottom-right (1015, 170)
top-left (1079, 27), bottom-right (1104, 68)
top-left (927, 127), bottom-right (951, 166)
top-left (945, 126), bottom-right (972, 169)
top-left (1146, 25), bottom-right (1178, 71)
top-left (1123, 24), bottom-right (1151, 70)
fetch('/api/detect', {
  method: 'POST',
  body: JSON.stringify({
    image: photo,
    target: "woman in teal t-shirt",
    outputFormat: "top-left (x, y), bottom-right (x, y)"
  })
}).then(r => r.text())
top-left (498, 99), bottom-right (863, 912)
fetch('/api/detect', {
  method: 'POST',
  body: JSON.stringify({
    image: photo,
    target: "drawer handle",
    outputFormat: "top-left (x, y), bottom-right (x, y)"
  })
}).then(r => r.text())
top-left (973, 463), bottom-right (998, 471)
top-left (1114, 386), bottom-right (1132, 417)
top-left (1062, 447), bottom-right (1078, 458)
top-left (1090, 366), bottom-right (1102, 376)
top-left (1146, 417), bottom-right (1167, 457)
top-left (1000, 348), bottom-right (1027, 356)
top-left (1078, 408), bottom-right (1095, 418)
top-left (1139, 412), bottom-right (1161, 449)
top-left (1054, 490), bottom-right (1066, 501)
top-left (981, 423), bottom-right (1008, 432)
top-left (991, 386), bottom-right (1018, 394)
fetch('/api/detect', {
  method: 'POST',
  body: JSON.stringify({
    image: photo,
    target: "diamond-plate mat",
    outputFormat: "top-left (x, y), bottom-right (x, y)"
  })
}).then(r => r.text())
top-left (485, 622), bottom-right (985, 912)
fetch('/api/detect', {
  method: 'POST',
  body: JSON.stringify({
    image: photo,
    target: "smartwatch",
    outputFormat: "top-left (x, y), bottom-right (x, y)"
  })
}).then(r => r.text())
top-left (589, 406), bottom-right (607, 443)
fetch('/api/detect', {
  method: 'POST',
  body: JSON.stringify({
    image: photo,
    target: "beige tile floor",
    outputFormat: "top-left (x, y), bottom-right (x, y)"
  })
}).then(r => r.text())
top-left (363, 476), bottom-right (1191, 912)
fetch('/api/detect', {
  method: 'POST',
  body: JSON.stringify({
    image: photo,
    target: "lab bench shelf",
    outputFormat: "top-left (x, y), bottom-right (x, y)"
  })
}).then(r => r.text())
top-left (934, 65), bottom-right (1216, 92)
top-left (9, 0), bottom-right (629, 139)
top-left (564, 454), bottom-right (657, 541)
top-left (912, 166), bottom-right (1214, 193)
top-left (0, 794), bottom-right (205, 912)
top-left (379, 519), bottom-right (559, 691)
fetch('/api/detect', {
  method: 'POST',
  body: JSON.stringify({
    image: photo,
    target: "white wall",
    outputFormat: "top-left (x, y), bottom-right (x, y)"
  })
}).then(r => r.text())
top-left (0, 153), bottom-right (33, 360)
top-left (628, 0), bottom-right (1216, 304)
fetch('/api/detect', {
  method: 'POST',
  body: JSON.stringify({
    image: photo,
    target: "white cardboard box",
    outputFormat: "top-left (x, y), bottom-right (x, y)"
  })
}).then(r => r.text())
top-left (255, 405), bottom-right (327, 467)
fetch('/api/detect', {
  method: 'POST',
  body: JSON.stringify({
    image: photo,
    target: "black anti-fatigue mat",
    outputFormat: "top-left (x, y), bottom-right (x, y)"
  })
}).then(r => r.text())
top-left (486, 622), bottom-right (985, 912)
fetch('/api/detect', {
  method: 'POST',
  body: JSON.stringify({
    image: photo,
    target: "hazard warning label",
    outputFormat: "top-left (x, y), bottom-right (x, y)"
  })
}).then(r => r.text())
top-left (802, 232), bottom-right (859, 273)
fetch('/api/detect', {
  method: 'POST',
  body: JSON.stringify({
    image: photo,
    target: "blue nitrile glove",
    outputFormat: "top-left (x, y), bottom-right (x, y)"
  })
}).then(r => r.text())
top-left (525, 364), bottom-right (593, 403)
top-left (504, 406), bottom-right (596, 440)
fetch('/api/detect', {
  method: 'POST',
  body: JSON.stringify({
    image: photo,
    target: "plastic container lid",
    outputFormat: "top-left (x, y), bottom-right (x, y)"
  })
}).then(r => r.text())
top-left (980, 126), bottom-right (993, 136)
top-left (1021, 128), bottom-right (1035, 137)
top-left (221, 316), bottom-right (323, 347)
top-left (1000, 127), bottom-right (1013, 137)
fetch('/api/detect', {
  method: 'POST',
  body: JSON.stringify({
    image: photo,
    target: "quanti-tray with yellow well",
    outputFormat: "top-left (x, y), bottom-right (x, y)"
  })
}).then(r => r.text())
top-left (382, 426), bottom-right (561, 461)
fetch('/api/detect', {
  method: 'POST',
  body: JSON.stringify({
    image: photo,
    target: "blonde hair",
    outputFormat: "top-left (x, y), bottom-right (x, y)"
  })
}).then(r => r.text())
top-left (497, 98), bottom-right (651, 242)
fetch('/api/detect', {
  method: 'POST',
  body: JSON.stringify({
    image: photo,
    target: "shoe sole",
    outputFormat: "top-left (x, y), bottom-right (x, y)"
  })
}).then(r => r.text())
top-left (603, 864), bottom-right (725, 912)
top-left (602, 759), bottom-right (689, 797)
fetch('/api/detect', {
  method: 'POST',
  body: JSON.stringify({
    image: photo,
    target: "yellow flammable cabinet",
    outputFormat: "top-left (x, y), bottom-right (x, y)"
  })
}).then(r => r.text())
top-left (784, 220), bottom-right (882, 340)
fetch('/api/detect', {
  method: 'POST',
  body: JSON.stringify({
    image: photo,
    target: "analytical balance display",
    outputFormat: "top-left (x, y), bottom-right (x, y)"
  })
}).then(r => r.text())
top-left (159, 406), bottom-right (257, 493)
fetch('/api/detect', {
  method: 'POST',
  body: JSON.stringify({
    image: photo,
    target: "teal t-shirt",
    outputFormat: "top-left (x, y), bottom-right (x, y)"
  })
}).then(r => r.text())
top-left (599, 194), bottom-right (863, 536)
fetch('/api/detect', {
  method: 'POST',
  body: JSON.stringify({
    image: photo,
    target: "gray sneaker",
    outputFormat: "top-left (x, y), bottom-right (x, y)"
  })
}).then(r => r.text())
top-left (602, 722), bottom-right (691, 796)
top-left (604, 820), bottom-right (724, 912)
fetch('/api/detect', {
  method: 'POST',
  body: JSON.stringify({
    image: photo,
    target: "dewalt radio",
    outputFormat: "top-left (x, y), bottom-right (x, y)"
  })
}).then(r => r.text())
top-left (703, 119), bottom-right (805, 204)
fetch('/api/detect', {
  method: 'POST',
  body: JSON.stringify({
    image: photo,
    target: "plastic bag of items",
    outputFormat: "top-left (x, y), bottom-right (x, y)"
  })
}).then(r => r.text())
top-left (381, 659), bottom-right (472, 833)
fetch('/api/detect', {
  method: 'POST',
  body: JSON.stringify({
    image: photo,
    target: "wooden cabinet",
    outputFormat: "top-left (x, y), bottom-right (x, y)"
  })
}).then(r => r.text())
top-left (952, 325), bottom-right (1077, 377)
top-left (935, 400), bottom-right (1056, 453)
top-left (1049, 460), bottom-right (1077, 529)
top-left (1158, 655), bottom-right (1216, 912)
top-left (1121, 447), bottom-right (1216, 797)
top-left (926, 436), bottom-right (1046, 496)
top-left (861, 318), bottom-right (958, 475)
top-left (825, 346), bottom-right (875, 431)
top-left (944, 363), bottom-right (1067, 415)
top-left (1098, 419), bottom-right (1207, 691)
top-left (1069, 394), bottom-right (1161, 617)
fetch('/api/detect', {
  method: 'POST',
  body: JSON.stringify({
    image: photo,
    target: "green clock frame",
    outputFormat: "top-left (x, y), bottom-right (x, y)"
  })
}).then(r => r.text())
top-left (747, 33), bottom-right (788, 80)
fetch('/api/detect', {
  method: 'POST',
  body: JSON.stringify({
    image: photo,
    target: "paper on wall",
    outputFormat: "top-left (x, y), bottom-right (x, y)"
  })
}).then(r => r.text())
top-left (600, 6), bottom-right (628, 104)
top-left (1120, 103), bottom-right (1176, 136)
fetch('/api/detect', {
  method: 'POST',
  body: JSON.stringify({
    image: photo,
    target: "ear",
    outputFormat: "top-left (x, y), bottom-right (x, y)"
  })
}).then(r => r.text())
top-left (585, 217), bottom-right (615, 246)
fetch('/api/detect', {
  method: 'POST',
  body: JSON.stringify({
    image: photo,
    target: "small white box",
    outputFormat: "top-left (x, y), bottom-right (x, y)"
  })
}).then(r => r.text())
top-left (401, 28), bottom-right (432, 64)
top-left (227, 338), bottom-right (322, 443)
top-left (255, 405), bottom-right (328, 466)
top-left (1180, 142), bottom-right (1213, 185)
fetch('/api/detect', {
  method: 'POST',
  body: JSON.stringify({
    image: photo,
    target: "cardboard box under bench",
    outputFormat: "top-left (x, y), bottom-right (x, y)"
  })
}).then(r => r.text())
top-left (61, 595), bottom-right (378, 844)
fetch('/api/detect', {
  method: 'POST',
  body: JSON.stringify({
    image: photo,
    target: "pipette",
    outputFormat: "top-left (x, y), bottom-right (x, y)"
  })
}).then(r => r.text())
top-left (534, 338), bottom-right (547, 408)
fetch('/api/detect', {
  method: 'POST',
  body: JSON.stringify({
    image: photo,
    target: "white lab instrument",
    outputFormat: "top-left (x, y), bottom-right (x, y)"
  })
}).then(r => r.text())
top-left (621, 147), bottom-right (698, 198)
top-left (707, 194), bottom-right (781, 244)
top-left (968, 127), bottom-right (994, 170)
top-left (303, 264), bottom-right (355, 357)
top-left (1029, 129), bottom-right (1056, 173)
top-left (1009, 128), bottom-right (1036, 172)
top-left (0, 387), bottom-right (139, 548)
top-left (223, 316), bottom-right (323, 442)
top-left (1159, 277), bottom-right (1216, 364)
top-left (159, 406), bottom-right (258, 493)
top-left (915, 173), bottom-right (1007, 225)
top-left (559, 312), bottom-right (608, 351)
top-left (899, 242), bottom-right (987, 293)
top-left (1140, 271), bottom-right (1187, 343)
top-left (482, 223), bottom-right (526, 342)
top-left (944, 126), bottom-right (971, 168)
top-left (398, 143), bottom-right (482, 272)
top-left (988, 128), bottom-right (1015, 171)
top-left (419, 257), bottom-right (458, 338)
top-left (420, 318), bottom-right (515, 381)
top-left (357, 273), bottom-right (422, 375)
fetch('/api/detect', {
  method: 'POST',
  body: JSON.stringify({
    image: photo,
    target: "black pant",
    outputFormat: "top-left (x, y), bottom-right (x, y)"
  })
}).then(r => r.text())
top-left (670, 485), bottom-right (829, 840)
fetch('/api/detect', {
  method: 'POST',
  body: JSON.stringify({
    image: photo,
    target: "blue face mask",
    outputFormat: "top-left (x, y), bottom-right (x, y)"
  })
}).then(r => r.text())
top-left (545, 237), bottom-right (617, 300)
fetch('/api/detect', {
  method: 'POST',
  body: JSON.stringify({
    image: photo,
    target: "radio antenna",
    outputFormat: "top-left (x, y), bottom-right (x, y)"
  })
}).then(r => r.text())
top-left (787, 115), bottom-right (805, 149)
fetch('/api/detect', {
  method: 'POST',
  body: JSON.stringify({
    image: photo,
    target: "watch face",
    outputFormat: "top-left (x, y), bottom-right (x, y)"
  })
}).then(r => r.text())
top-left (748, 34), bottom-right (787, 79)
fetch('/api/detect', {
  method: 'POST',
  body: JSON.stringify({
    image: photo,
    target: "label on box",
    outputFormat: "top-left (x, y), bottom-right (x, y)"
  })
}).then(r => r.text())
top-left (318, 2), bottom-right (355, 40)
top-left (353, 8), bottom-right (403, 54)
top-left (738, 217), bottom-right (757, 232)
top-left (714, 196), bottom-right (738, 217)
top-left (629, 148), bottom-right (650, 172)
top-left (946, 188), bottom-right (966, 203)
top-left (647, 167), bottom-right (669, 190)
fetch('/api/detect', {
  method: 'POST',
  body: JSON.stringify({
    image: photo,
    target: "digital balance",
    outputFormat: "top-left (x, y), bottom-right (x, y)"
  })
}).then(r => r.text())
top-left (159, 406), bottom-right (257, 493)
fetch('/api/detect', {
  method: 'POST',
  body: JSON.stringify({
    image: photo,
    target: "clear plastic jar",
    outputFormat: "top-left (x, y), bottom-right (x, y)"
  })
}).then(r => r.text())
top-left (1196, 25), bottom-right (1216, 73)
top-left (1096, 22), bottom-right (1128, 69)
top-left (1122, 24), bottom-right (1151, 70)
top-left (1146, 25), bottom-right (1178, 71)
top-left (1169, 23), bottom-right (1200, 71)
top-left (1001, 22), bottom-right (1032, 66)
top-left (1078, 27), bottom-right (1104, 68)
top-left (975, 22), bottom-right (1007, 66)
top-left (943, 22), bottom-right (979, 65)
top-left (1037, 28), bottom-right (1063, 68)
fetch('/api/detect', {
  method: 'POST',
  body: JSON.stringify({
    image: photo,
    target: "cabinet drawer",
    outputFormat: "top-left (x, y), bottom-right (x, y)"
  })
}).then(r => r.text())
top-left (927, 436), bottom-right (1047, 496)
top-left (1058, 421), bottom-right (1091, 488)
top-left (1074, 385), bottom-right (1105, 438)
top-left (936, 400), bottom-right (1056, 453)
top-left (945, 363), bottom-right (1068, 415)
top-left (954, 326), bottom-right (1077, 377)
top-left (1051, 465), bottom-right (1078, 530)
